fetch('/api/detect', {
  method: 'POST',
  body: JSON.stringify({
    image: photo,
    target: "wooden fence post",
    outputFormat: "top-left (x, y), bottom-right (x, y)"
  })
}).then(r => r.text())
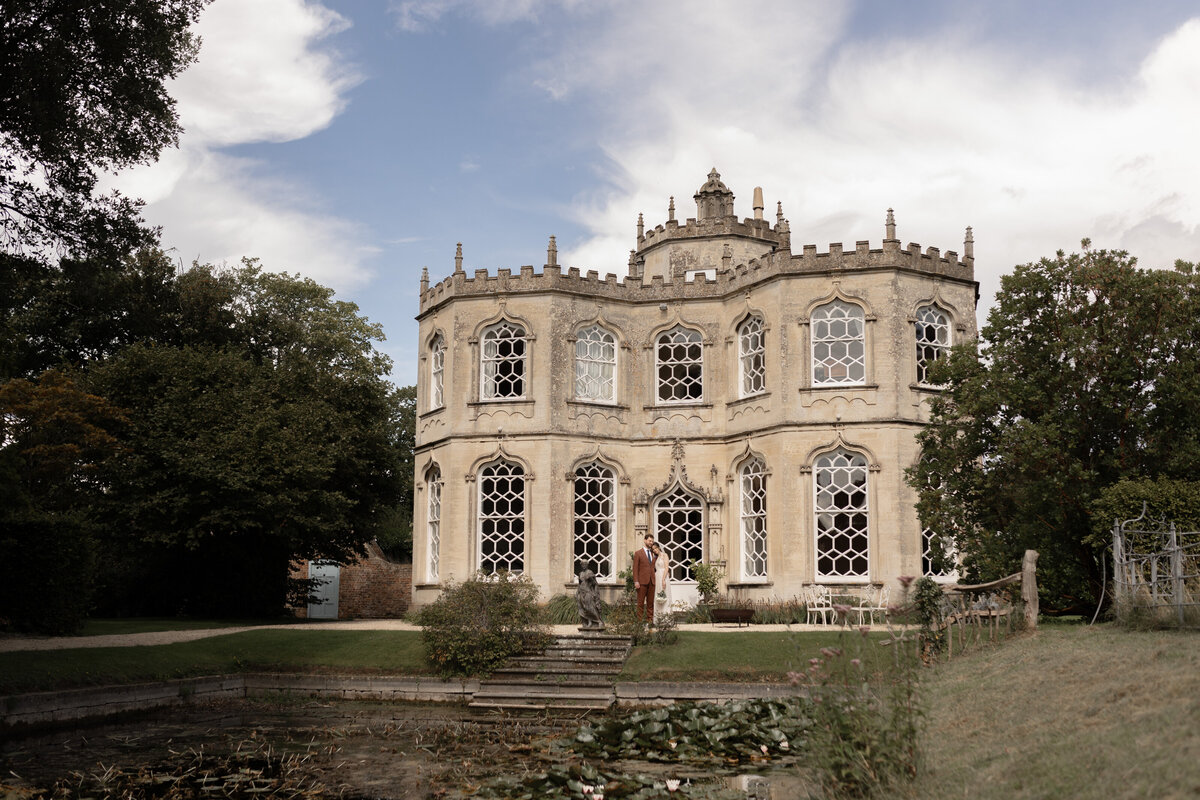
top-left (1021, 549), bottom-right (1039, 630)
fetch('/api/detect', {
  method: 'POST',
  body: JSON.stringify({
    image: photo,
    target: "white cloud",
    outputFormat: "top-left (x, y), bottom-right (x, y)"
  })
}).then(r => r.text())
top-left (389, 0), bottom-right (562, 32)
top-left (524, 7), bottom-right (1200, 310)
top-left (108, 0), bottom-right (370, 289)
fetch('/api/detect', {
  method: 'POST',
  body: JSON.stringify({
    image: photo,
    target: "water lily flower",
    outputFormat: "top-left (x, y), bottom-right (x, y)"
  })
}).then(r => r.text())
top-left (780, 740), bottom-right (790, 750)
top-left (668, 740), bottom-right (677, 749)
top-left (666, 779), bottom-right (681, 792)
top-left (582, 785), bottom-right (594, 795)
top-left (761, 744), bottom-right (769, 754)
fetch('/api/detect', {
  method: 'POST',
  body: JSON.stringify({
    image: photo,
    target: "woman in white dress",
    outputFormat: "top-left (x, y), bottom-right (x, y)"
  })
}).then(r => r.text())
top-left (652, 543), bottom-right (673, 623)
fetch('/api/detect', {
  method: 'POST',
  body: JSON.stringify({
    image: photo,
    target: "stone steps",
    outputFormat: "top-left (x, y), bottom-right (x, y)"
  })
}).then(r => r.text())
top-left (468, 631), bottom-right (632, 713)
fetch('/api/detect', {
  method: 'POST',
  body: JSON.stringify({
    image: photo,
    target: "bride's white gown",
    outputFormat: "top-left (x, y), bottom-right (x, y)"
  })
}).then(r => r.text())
top-left (653, 556), bottom-right (673, 620)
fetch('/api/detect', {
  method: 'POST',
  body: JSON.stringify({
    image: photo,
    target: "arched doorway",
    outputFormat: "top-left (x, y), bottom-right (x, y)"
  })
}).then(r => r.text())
top-left (654, 485), bottom-right (704, 607)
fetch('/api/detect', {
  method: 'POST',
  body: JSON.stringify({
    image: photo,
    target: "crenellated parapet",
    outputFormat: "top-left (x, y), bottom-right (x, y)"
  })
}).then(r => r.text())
top-left (635, 214), bottom-right (782, 252)
top-left (417, 233), bottom-right (975, 315)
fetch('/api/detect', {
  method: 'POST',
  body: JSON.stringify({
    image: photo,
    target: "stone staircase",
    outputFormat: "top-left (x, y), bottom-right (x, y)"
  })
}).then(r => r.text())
top-left (469, 632), bottom-right (632, 713)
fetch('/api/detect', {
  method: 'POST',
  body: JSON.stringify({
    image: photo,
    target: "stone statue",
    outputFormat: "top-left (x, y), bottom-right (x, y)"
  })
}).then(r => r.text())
top-left (576, 562), bottom-right (605, 631)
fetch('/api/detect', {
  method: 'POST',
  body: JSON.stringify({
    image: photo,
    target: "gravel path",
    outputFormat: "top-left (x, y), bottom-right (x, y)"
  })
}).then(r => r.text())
top-left (0, 620), bottom-right (837, 653)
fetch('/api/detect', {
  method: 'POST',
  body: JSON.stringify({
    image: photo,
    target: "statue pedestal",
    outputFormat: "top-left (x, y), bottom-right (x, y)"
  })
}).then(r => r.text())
top-left (577, 624), bottom-right (606, 633)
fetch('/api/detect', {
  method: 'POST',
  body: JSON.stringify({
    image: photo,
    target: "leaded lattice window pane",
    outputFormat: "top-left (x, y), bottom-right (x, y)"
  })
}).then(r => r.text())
top-left (915, 305), bottom-right (950, 385)
top-left (481, 321), bottom-right (526, 399)
top-left (427, 466), bottom-right (442, 581)
top-left (739, 316), bottom-right (766, 397)
top-left (430, 335), bottom-right (445, 409)
top-left (812, 301), bottom-right (865, 385)
top-left (655, 487), bottom-right (704, 581)
top-left (478, 460), bottom-right (525, 574)
top-left (922, 527), bottom-right (958, 580)
top-left (740, 457), bottom-right (768, 579)
top-left (573, 461), bottom-right (616, 580)
top-left (575, 325), bottom-right (616, 402)
top-left (656, 327), bottom-right (703, 403)
top-left (814, 449), bottom-right (869, 580)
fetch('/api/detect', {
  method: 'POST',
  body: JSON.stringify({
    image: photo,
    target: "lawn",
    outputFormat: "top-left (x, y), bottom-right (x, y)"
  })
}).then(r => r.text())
top-left (0, 630), bottom-right (428, 694)
top-left (911, 622), bottom-right (1200, 800)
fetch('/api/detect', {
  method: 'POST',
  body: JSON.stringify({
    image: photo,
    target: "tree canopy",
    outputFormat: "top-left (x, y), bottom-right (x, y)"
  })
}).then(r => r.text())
top-left (0, 0), bottom-right (209, 257)
top-left (908, 244), bottom-right (1200, 612)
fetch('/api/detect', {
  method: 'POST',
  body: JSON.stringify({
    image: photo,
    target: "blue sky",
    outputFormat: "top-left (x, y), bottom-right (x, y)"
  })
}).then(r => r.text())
top-left (110, 1), bottom-right (1200, 385)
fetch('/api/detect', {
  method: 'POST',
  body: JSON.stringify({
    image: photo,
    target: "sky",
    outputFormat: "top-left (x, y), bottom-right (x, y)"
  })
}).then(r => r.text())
top-left (110, 0), bottom-right (1200, 385)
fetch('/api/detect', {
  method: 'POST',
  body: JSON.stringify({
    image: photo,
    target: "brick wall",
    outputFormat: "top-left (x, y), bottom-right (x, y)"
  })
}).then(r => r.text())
top-left (338, 542), bottom-right (412, 618)
top-left (289, 544), bottom-right (412, 619)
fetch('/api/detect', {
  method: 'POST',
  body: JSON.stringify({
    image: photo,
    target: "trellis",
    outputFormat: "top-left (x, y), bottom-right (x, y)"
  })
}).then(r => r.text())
top-left (1112, 507), bottom-right (1200, 628)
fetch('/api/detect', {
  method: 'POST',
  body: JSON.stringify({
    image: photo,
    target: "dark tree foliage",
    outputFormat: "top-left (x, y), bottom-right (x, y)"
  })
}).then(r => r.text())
top-left (373, 384), bottom-right (415, 562)
top-left (84, 263), bottom-right (403, 617)
top-left (908, 245), bottom-right (1200, 612)
top-left (0, 371), bottom-right (126, 632)
top-left (0, 0), bottom-right (209, 257)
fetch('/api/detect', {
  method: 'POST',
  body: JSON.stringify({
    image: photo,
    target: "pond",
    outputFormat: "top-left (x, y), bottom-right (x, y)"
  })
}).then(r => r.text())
top-left (0, 699), bottom-right (822, 798)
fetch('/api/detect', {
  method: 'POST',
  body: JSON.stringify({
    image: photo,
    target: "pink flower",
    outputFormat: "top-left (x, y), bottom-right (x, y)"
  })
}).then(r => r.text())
top-left (665, 779), bottom-right (680, 792)
top-left (761, 744), bottom-right (769, 754)
top-left (809, 657), bottom-right (821, 666)
top-left (858, 625), bottom-right (871, 637)
top-left (850, 658), bottom-right (861, 668)
top-left (820, 647), bottom-right (842, 659)
top-left (897, 575), bottom-right (915, 588)
top-left (780, 740), bottom-right (790, 750)
top-left (787, 671), bottom-right (801, 686)
top-left (833, 603), bottom-right (853, 614)
top-left (582, 786), bottom-right (594, 795)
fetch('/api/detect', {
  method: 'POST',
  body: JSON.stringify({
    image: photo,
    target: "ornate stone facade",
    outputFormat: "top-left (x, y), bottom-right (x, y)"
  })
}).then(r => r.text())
top-left (412, 170), bottom-right (977, 608)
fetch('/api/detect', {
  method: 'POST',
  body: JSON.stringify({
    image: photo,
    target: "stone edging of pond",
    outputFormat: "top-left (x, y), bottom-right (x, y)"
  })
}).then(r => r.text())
top-left (2, 674), bottom-right (803, 733)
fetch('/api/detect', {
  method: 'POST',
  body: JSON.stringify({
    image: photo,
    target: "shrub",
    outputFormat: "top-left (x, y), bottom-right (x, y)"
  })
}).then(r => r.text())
top-left (542, 592), bottom-right (610, 625)
top-left (416, 572), bottom-right (551, 677)
top-left (689, 560), bottom-right (724, 603)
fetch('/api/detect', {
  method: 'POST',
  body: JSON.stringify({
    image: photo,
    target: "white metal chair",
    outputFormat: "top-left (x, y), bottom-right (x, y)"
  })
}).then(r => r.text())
top-left (858, 585), bottom-right (890, 625)
top-left (805, 585), bottom-right (833, 625)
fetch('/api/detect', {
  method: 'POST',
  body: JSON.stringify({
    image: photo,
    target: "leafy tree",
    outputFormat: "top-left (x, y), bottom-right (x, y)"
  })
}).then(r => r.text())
top-left (374, 384), bottom-right (415, 562)
top-left (908, 244), bottom-right (1200, 612)
top-left (85, 263), bottom-right (403, 616)
top-left (0, 371), bottom-right (126, 632)
top-left (1, 0), bottom-right (209, 257)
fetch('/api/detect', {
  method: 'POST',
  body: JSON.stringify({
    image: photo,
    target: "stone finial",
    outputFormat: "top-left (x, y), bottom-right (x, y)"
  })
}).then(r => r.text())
top-left (886, 208), bottom-right (896, 240)
top-left (420, 266), bottom-right (429, 293)
top-left (547, 235), bottom-right (558, 267)
top-left (454, 242), bottom-right (464, 273)
top-left (776, 201), bottom-right (784, 226)
top-left (637, 212), bottom-right (644, 239)
top-left (668, 196), bottom-right (676, 222)
top-left (753, 187), bottom-right (764, 220)
top-left (964, 226), bottom-right (974, 259)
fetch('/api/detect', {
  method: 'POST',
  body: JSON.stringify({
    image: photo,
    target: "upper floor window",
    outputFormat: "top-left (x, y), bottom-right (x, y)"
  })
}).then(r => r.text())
top-left (656, 326), bottom-right (703, 403)
top-left (814, 449), bottom-right (870, 581)
top-left (480, 321), bottom-right (526, 400)
top-left (575, 324), bottom-right (616, 403)
top-left (811, 300), bottom-right (865, 385)
top-left (738, 316), bottom-right (766, 397)
top-left (429, 334), bottom-right (445, 409)
top-left (740, 457), bottom-right (768, 579)
top-left (915, 305), bottom-right (950, 385)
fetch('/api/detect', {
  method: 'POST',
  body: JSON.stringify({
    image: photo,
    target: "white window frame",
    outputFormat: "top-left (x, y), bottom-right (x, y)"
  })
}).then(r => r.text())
top-left (738, 316), bottom-right (766, 398)
top-left (480, 321), bottom-right (527, 401)
top-left (740, 457), bottom-right (768, 580)
top-left (915, 305), bottom-right (950, 386)
top-left (811, 300), bottom-right (866, 386)
top-left (573, 461), bottom-right (617, 581)
top-left (655, 326), bottom-right (704, 405)
top-left (426, 465), bottom-right (442, 581)
top-left (813, 449), bottom-right (870, 582)
top-left (574, 324), bottom-right (617, 403)
top-left (429, 335), bottom-right (445, 410)
top-left (477, 459), bottom-right (525, 574)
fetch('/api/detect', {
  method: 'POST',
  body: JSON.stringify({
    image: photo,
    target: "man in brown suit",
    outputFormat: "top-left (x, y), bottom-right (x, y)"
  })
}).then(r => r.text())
top-left (632, 533), bottom-right (658, 622)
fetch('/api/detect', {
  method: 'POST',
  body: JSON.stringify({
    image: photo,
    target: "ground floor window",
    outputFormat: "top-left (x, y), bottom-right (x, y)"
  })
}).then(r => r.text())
top-left (573, 461), bottom-right (616, 580)
top-left (740, 457), bottom-right (768, 579)
top-left (427, 465), bottom-right (442, 581)
top-left (478, 460), bottom-right (525, 574)
top-left (814, 449), bottom-right (869, 580)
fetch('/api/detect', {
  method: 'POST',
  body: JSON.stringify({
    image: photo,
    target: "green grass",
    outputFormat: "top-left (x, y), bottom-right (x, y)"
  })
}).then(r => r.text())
top-left (620, 629), bottom-right (898, 682)
top-left (80, 618), bottom-right (304, 636)
top-left (0, 630), bottom-right (428, 694)
top-left (910, 623), bottom-right (1200, 800)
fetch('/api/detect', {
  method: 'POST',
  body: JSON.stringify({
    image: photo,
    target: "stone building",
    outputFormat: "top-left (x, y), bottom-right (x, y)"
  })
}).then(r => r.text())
top-left (411, 169), bottom-right (976, 609)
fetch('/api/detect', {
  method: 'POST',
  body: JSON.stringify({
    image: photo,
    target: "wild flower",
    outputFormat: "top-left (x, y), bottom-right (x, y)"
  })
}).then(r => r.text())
top-left (858, 625), bottom-right (871, 637)
top-left (897, 575), bottom-right (915, 588)
top-left (850, 658), bottom-right (861, 668)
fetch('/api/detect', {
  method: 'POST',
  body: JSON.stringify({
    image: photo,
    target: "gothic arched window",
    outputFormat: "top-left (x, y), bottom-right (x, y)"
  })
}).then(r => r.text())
top-left (656, 326), bottom-right (703, 403)
top-left (478, 460), bottom-right (525, 574)
top-left (740, 457), bottom-right (768, 579)
top-left (811, 301), bottom-right (865, 385)
top-left (573, 461), bottom-right (616, 580)
top-left (480, 321), bottom-right (527, 400)
top-left (915, 305), bottom-right (950, 385)
top-left (426, 465), bottom-right (442, 581)
top-left (738, 316), bottom-right (766, 397)
top-left (575, 324), bottom-right (616, 403)
top-left (429, 334), bottom-right (445, 410)
top-left (814, 449), bottom-right (870, 580)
